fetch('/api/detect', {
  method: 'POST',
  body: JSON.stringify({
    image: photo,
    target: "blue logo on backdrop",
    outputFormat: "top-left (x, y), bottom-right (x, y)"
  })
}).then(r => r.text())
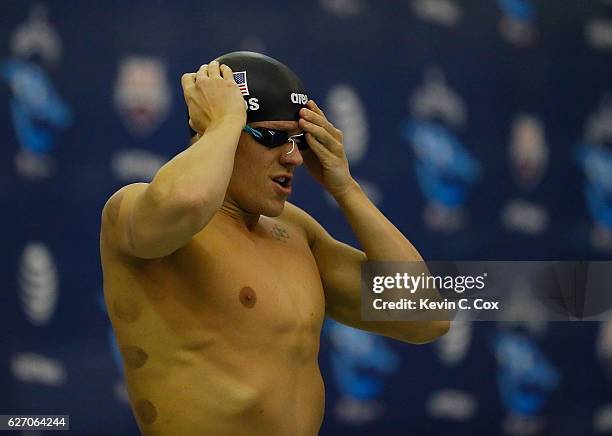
top-left (497, 0), bottom-right (535, 24)
top-left (576, 96), bottom-right (612, 251)
top-left (576, 145), bottom-right (612, 250)
top-left (493, 330), bottom-right (560, 434)
top-left (326, 320), bottom-right (399, 423)
top-left (402, 69), bottom-right (481, 232)
top-left (404, 120), bottom-right (480, 213)
top-left (1, 4), bottom-right (73, 180)
top-left (2, 60), bottom-right (72, 151)
top-left (497, 0), bottom-right (537, 46)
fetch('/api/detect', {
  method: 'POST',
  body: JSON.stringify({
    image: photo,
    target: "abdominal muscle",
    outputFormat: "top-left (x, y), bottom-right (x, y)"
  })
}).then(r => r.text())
top-left (123, 336), bottom-right (326, 436)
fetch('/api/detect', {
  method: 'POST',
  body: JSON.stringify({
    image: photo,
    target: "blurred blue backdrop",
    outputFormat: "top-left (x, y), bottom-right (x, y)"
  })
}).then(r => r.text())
top-left (2, 0), bottom-right (612, 435)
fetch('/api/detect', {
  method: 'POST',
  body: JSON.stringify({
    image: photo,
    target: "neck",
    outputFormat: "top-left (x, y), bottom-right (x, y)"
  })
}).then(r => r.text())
top-left (219, 198), bottom-right (260, 231)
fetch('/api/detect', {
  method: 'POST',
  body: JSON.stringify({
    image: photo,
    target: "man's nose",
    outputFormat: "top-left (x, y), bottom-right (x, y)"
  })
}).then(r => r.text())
top-left (279, 141), bottom-right (303, 166)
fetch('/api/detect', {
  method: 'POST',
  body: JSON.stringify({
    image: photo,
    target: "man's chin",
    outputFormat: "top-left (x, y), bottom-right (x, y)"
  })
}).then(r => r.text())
top-left (263, 200), bottom-right (286, 217)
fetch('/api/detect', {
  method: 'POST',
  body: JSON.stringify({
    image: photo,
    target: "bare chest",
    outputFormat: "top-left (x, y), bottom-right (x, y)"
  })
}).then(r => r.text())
top-left (117, 219), bottom-right (326, 343)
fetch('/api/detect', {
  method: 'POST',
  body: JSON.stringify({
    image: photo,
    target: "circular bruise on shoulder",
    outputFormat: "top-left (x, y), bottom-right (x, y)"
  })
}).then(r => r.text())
top-left (135, 399), bottom-right (158, 425)
top-left (112, 297), bottom-right (141, 323)
top-left (239, 286), bottom-right (257, 308)
top-left (122, 345), bottom-right (149, 369)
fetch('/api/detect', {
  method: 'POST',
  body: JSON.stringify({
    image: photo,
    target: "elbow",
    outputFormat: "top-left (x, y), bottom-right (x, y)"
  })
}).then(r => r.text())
top-left (173, 190), bottom-right (221, 229)
top-left (148, 179), bottom-right (219, 223)
top-left (399, 320), bottom-right (451, 345)
top-left (176, 190), bottom-right (217, 217)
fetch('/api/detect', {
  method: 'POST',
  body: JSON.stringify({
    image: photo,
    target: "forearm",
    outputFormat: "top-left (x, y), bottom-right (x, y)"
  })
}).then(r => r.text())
top-left (335, 180), bottom-right (450, 336)
top-left (334, 179), bottom-right (423, 261)
top-left (150, 119), bottom-right (243, 210)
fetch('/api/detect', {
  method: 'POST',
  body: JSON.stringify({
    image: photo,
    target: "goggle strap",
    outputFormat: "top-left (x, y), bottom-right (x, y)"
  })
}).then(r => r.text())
top-left (243, 125), bottom-right (264, 139)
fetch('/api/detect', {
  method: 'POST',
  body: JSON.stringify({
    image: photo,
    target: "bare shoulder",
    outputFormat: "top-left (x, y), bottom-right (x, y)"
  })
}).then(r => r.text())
top-left (100, 183), bottom-right (148, 250)
top-left (278, 202), bottom-right (327, 246)
top-left (278, 201), bottom-right (314, 226)
top-left (101, 183), bottom-right (147, 226)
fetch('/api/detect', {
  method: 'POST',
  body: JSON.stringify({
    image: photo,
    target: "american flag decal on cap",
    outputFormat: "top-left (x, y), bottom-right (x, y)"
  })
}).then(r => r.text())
top-left (233, 71), bottom-right (249, 96)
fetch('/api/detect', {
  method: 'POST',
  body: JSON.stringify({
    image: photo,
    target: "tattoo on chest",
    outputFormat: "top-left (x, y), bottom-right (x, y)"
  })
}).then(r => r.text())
top-left (270, 224), bottom-right (290, 243)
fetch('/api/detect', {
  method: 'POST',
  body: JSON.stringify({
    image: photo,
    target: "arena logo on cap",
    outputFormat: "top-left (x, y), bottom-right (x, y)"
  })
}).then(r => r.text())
top-left (291, 93), bottom-right (308, 105)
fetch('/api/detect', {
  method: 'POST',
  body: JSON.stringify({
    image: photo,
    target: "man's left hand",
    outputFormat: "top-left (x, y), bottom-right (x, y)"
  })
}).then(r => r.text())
top-left (299, 100), bottom-right (355, 199)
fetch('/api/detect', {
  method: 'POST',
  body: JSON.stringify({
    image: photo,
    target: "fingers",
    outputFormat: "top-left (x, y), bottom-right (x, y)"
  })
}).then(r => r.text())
top-left (193, 61), bottom-right (231, 83)
top-left (301, 117), bottom-right (339, 153)
top-left (181, 72), bottom-right (196, 89)
top-left (300, 103), bottom-right (343, 142)
top-left (220, 64), bottom-right (234, 82)
top-left (304, 132), bottom-right (334, 160)
top-left (207, 60), bottom-right (221, 78)
top-left (300, 107), bottom-right (334, 132)
top-left (299, 117), bottom-right (342, 154)
top-left (299, 118), bottom-right (327, 138)
top-left (195, 64), bottom-right (208, 83)
top-left (307, 99), bottom-right (325, 117)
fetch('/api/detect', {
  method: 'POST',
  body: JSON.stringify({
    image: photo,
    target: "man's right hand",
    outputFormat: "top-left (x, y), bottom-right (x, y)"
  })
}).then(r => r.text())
top-left (181, 60), bottom-right (246, 133)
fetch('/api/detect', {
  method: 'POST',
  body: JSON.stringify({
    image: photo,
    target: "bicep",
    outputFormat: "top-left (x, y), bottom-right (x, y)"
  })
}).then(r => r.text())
top-left (307, 222), bottom-right (367, 324)
top-left (312, 233), bottom-right (444, 343)
top-left (282, 204), bottom-right (365, 323)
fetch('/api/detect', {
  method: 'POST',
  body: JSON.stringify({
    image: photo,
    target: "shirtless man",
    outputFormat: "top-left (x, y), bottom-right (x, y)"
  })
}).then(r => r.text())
top-left (100, 51), bottom-right (449, 436)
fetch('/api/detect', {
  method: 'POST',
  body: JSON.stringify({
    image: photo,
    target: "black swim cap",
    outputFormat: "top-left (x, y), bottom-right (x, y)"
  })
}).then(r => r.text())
top-left (214, 51), bottom-right (308, 124)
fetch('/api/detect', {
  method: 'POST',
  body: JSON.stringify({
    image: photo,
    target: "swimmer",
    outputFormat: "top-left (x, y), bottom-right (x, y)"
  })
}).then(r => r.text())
top-left (100, 51), bottom-right (450, 436)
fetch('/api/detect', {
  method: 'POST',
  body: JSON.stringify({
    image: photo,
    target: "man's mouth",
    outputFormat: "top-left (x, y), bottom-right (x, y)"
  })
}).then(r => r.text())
top-left (272, 175), bottom-right (292, 189)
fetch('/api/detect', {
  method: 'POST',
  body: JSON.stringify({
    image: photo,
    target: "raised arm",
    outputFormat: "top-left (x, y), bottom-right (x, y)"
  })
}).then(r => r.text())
top-left (296, 100), bottom-right (450, 343)
top-left (100, 61), bottom-right (246, 259)
top-left (287, 202), bottom-right (448, 344)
